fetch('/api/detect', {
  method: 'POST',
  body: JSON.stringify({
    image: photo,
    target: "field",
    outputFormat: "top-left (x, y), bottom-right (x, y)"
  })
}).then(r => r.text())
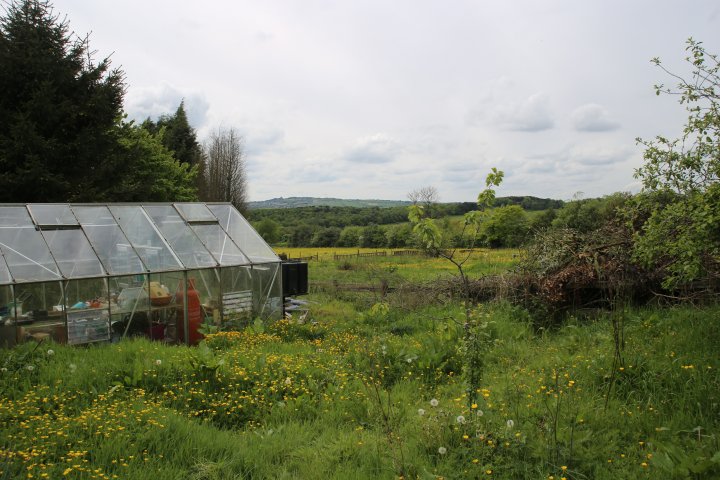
top-left (276, 248), bottom-right (520, 284)
top-left (1, 250), bottom-right (719, 479)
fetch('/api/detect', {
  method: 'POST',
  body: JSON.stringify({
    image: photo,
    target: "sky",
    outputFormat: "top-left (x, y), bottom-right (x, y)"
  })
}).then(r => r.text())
top-left (47, 0), bottom-right (720, 202)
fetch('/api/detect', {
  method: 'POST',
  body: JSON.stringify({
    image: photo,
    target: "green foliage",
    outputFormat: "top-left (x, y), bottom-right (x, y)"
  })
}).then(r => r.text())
top-left (111, 123), bottom-right (198, 201)
top-left (360, 224), bottom-right (387, 248)
top-left (552, 193), bottom-right (629, 233)
top-left (143, 101), bottom-right (204, 169)
top-left (0, 0), bottom-right (125, 202)
top-left (337, 225), bottom-right (364, 247)
top-left (289, 224), bottom-right (315, 247)
top-left (481, 205), bottom-right (529, 248)
top-left (632, 38), bottom-right (720, 288)
top-left (253, 218), bottom-right (281, 244)
top-left (311, 226), bottom-right (341, 247)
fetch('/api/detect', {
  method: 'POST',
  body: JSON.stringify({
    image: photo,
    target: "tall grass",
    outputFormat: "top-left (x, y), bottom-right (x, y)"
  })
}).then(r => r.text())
top-left (1, 300), bottom-right (718, 479)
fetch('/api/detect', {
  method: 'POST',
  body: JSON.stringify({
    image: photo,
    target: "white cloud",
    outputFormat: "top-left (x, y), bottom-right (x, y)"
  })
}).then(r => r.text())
top-left (343, 134), bottom-right (401, 165)
top-left (571, 103), bottom-right (620, 132)
top-left (125, 83), bottom-right (210, 128)
top-left (492, 93), bottom-right (555, 132)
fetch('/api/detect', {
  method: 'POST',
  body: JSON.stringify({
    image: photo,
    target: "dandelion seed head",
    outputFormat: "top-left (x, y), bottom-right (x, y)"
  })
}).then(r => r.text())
top-left (418, 408), bottom-right (425, 416)
top-left (456, 415), bottom-right (466, 424)
top-left (438, 446), bottom-right (447, 455)
top-left (430, 398), bottom-right (439, 407)
top-left (506, 419), bottom-right (514, 429)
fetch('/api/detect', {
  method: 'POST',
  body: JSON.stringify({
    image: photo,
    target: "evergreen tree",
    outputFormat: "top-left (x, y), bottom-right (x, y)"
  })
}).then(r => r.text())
top-left (143, 101), bottom-right (207, 197)
top-left (0, 0), bottom-right (125, 201)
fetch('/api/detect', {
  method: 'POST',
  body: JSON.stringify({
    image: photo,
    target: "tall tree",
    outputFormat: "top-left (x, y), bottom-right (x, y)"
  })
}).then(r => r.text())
top-left (110, 123), bottom-right (197, 201)
top-left (143, 101), bottom-right (207, 197)
top-left (0, 0), bottom-right (125, 201)
top-left (204, 127), bottom-right (248, 214)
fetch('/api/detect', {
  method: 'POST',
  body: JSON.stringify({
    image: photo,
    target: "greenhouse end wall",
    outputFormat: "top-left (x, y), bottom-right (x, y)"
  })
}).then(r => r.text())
top-left (0, 203), bottom-right (283, 347)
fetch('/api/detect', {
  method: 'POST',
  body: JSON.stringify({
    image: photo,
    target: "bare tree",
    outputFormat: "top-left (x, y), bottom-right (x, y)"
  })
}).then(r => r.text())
top-left (204, 127), bottom-right (248, 214)
top-left (407, 186), bottom-right (439, 217)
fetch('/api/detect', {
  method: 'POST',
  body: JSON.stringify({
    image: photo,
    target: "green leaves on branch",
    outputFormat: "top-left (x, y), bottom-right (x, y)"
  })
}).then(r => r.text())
top-left (631, 38), bottom-right (720, 288)
top-left (413, 218), bottom-right (442, 250)
top-left (478, 168), bottom-right (505, 209)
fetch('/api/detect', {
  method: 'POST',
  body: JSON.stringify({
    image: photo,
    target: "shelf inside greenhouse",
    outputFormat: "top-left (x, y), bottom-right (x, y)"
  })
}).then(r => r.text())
top-left (0, 203), bottom-right (283, 347)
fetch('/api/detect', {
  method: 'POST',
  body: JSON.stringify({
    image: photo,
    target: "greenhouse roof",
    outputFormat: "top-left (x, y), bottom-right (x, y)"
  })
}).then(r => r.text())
top-left (0, 203), bottom-right (279, 285)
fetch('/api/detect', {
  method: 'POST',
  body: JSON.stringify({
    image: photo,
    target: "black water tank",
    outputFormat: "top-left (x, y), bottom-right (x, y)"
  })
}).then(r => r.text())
top-left (282, 261), bottom-right (308, 296)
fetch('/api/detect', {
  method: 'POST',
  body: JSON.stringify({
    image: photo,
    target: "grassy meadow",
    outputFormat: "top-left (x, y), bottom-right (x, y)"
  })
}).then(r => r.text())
top-left (1, 249), bottom-right (719, 479)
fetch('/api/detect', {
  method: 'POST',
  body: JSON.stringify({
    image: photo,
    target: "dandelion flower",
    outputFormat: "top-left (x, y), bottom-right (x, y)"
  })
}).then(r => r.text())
top-left (430, 398), bottom-right (439, 407)
top-left (438, 446), bottom-right (447, 455)
top-left (456, 415), bottom-right (466, 424)
top-left (506, 419), bottom-right (514, 429)
top-left (418, 408), bottom-right (425, 416)
top-left (47, 349), bottom-right (54, 356)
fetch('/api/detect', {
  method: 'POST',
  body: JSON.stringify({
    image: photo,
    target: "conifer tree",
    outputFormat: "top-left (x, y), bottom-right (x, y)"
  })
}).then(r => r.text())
top-left (0, 0), bottom-right (125, 201)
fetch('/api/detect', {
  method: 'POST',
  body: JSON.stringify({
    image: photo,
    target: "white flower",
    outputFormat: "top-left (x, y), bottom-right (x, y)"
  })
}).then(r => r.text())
top-left (438, 446), bottom-right (447, 455)
top-left (430, 398), bottom-right (439, 407)
top-left (506, 419), bottom-right (515, 429)
top-left (155, 359), bottom-right (162, 366)
top-left (46, 349), bottom-right (54, 356)
top-left (26, 365), bottom-right (34, 371)
top-left (418, 408), bottom-right (425, 416)
top-left (456, 415), bottom-right (466, 424)
top-left (476, 409), bottom-right (484, 417)
top-left (284, 377), bottom-right (292, 386)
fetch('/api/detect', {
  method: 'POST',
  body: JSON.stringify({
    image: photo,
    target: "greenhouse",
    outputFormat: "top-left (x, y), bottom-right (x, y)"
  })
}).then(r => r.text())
top-left (0, 203), bottom-right (284, 347)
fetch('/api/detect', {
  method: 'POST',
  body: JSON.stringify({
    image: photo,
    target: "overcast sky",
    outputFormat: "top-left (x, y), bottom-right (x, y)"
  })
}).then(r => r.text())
top-left (49, 0), bottom-right (719, 202)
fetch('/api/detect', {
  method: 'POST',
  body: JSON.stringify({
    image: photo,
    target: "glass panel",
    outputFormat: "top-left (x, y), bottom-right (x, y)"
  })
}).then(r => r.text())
top-left (191, 224), bottom-right (249, 266)
top-left (0, 255), bottom-right (12, 285)
top-left (148, 271), bottom-right (185, 344)
top-left (143, 205), bottom-right (217, 268)
top-left (109, 274), bottom-right (150, 339)
top-left (252, 263), bottom-right (283, 320)
top-left (188, 268), bottom-right (221, 331)
top-left (0, 285), bottom-right (16, 347)
top-left (42, 229), bottom-right (105, 278)
top-left (109, 206), bottom-right (181, 272)
top-left (220, 266), bottom-right (253, 328)
top-left (27, 204), bottom-right (78, 226)
top-left (15, 281), bottom-right (66, 344)
top-left (64, 278), bottom-right (110, 345)
top-left (0, 206), bottom-right (34, 227)
top-left (0, 207), bottom-right (61, 282)
top-left (174, 203), bottom-right (216, 222)
top-left (73, 206), bottom-right (146, 275)
top-left (209, 204), bottom-right (278, 263)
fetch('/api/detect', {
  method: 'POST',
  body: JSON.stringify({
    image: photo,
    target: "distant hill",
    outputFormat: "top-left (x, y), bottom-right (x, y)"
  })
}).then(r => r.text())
top-left (248, 197), bottom-right (412, 209)
top-left (249, 195), bottom-right (563, 211)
